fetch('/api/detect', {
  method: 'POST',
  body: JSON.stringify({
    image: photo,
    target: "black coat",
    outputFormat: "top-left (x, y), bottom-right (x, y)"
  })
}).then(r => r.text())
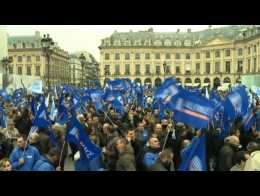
top-left (217, 143), bottom-right (236, 171)
top-left (14, 117), bottom-right (32, 136)
top-left (116, 145), bottom-right (136, 171)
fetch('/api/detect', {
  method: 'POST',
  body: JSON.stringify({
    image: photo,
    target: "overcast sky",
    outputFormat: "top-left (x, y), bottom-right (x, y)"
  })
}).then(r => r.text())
top-left (7, 25), bottom-right (228, 61)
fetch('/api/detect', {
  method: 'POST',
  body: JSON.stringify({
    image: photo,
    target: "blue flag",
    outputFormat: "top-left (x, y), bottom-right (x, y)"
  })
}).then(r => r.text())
top-left (32, 100), bottom-right (58, 146)
top-left (33, 101), bottom-right (51, 129)
top-left (66, 117), bottom-right (101, 161)
top-left (242, 108), bottom-right (256, 132)
top-left (107, 79), bottom-right (128, 93)
top-left (89, 89), bottom-right (104, 111)
top-left (49, 97), bottom-right (57, 121)
top-left (31, 96), bottom-right (37, 116)
top-left (154, 77), bottom-right (180, 103)
top-left (57, 99), bottom-right (69, 125)
top-left (224, 86), bottom-right (249, 121)
top-left (171, 90), bottom-right (218, 129)
top-left (0, 89), bottom-right (10, 102)
top-left (178, 135), bottom-right (207, 171)
top-left (0, 105), bottom-right (7, 129)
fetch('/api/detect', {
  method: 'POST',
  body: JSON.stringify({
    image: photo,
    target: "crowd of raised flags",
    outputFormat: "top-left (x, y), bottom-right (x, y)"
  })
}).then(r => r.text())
top-left (0, 77), bottom-right (260, 171)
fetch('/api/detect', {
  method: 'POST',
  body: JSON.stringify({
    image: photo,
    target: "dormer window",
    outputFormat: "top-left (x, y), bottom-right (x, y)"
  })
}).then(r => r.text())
top-left (154, 40), bottom-right (162, 46)
top-left (164, 39), bottom-right (172, 46)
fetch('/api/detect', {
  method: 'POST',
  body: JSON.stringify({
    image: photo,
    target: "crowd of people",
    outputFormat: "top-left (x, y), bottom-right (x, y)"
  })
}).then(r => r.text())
top-left (0, 83), bottom-right (260, 172)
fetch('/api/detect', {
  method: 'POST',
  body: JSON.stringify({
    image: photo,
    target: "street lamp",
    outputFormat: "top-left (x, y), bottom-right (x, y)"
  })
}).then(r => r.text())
top-left (79, 53), bottom-right (86, 87)
top-left (41, 34), bottom-right (54, 91)
top-left (1, 56), bottom-right (12, 89)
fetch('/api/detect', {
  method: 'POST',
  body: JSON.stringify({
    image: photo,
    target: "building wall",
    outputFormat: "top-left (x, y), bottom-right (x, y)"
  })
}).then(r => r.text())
top-left (69, 56), bottom-right (82, 86)
top-left (7, 32), bottom-right (70, 88)
top-left (0, 25), bottom-right (8, 88)
top-left (99, 27), bottom-right (260, 88)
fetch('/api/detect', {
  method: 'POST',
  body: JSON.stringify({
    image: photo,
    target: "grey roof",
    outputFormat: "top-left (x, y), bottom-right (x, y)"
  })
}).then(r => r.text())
top-left (8, 35), bottom-right (41, 45)
top-left (102, 25), bottom-right (252, 46)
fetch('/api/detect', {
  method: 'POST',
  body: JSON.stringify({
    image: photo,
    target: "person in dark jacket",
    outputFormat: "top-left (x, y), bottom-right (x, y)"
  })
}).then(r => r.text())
top-left (217, 135), bottom-right (241, 171)
top-left (10, 135), bottom-right (40, 171)
top-left (142, 137), bottom-right (161, 170)
top-left (14, 108), bottom-right (32, 136)
top-left (150, 149), bottom-right (175, 171)
top-left (126, 129), bottom-right (142, 160)
top-left (115, 137), bottom-right (136, 171)
top-left (33, 148), bottom-right (60, 171)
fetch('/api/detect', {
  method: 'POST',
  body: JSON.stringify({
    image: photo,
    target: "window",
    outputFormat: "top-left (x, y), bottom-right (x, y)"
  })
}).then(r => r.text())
top-left (254, 58), bottom-right (257, 72)
top-left (165, 65), bottom-right (171, 74)
top-left (145, 64), bottom-right (151, 74)
top-left (176, 65), bottom-right (180, 74)
top-left (237, 60), bottom-right (243, 73)
top-left (186, 53), bottom-right (190, 60)
top-left (104, 65), bottom-right (110, 75)
top-left (175, 53), bottom-right (180, 59)
top-left (135, 64), bottom-right (141, 75)
top-left (254, 45), bottom-right (257, 53)
top-left (36, 65), bottom-right (41, 76)
top-left (248, 47), bottom-right (251, 55)
top-left (238, 48), bottom-right (243, 56)
top-left (22, 43), bottom-right (26, 48)
top-left (196, 63), bottom-right (200, 74)
top-left (145, 53), bottom-right (150, 60)
top-left (206, 63), bottom-right (210, 74)
top-left (125, 64), bottom-right (130, 75)
top-left (18, 56), bottom-right (22, 62)
top-left (248, 59), bottom-right (251, 73)
top-left (27, 56), bottom-right (31, 62)
top-left (156, 65), bottom-right (160, 75)
top-left (215, 50), bottom-right (220, 58)
top-left (9, 66), bottom-right (13, 74)
top-left (196, 53), bottom-right (200, 59)
top-left (225, 49), bottom-right (230, 57)
top-left (36, 55), bottom-right (40, 61)
top-left (115, 64), bottom-right (120, 75)
top-left (125, 53), bottom-right (130, 60)
top-left (31, 43), bottom-right (35, 48)
top-left (135, 53), bottom-right (140, 60)
top-left (155, 53), bottom-right (160, 59)
top-left (185, 64), bottom-right (191, 75)
top-left (104, 53), bottom-right (110, 60)
top-left (206, 51), bottom-right (210, 58)
top-left (18, 66), bottom-right (22, 75)
top-left (166, 53), bottom-right (171, 59)
top-left (27, 66), bottom-right (31, 75)
top-left (215, 62), bottom-right (220, 73)
top-left (13, 44), bottom-right (17, 49)
top-left (115, 53), bottom-right (120, 60)
top-left (225, 61), bottom-right (230, 73)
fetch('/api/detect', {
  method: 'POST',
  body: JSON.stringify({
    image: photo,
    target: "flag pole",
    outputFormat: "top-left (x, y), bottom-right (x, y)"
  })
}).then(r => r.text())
top-left (22, 126), bottom-right (37, 157)
top-left (58, 140), bottom-right (66, 168)
top-left (162, 130), bottom-right (170, 151)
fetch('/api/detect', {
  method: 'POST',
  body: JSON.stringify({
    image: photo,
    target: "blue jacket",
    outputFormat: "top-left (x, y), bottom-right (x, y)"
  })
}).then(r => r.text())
top-left (143, 149), bottom-right (160, 169)
top-left (10, 145), bottom-right (40, 171)
top-left (33, 155), bottom-right (55, 171)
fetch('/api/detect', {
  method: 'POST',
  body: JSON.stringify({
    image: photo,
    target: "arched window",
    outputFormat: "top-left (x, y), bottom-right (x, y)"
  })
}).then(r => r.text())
top-left (224, 77), bottom-right (231, 83)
